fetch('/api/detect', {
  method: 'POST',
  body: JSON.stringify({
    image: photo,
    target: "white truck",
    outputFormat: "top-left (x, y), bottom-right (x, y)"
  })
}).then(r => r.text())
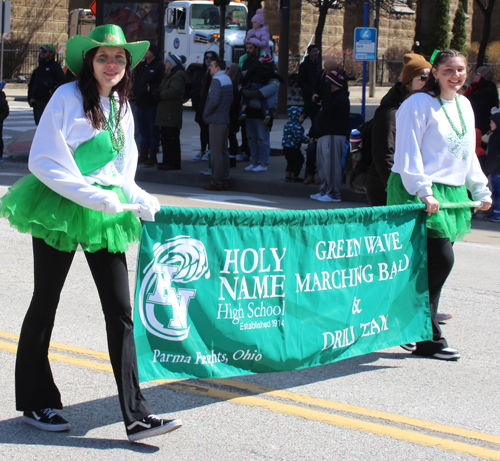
top-left (68, 9), bottom-right (96, 38)
top-left (164, 1), bottom-right (249, 75)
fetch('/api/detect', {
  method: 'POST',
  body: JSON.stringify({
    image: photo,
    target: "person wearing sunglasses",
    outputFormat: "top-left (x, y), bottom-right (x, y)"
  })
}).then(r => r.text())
top-left (364, 53), bottom-right (432, 207)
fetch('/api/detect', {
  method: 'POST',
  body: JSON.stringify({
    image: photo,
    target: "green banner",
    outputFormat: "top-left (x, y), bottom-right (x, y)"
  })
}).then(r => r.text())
top-left (133, 204), bottom-right (432, 382)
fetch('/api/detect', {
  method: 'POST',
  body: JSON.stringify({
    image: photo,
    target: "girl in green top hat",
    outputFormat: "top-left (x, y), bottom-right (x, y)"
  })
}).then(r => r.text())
top-left (0, 24), bottom-right (182, 442)
top-left (387, 50), bottom-right (492, 361)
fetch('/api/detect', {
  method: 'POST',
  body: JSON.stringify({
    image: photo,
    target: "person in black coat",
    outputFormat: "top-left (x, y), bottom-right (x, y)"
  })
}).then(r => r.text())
top-left (191, 50), bottom-right (218, 161)
top-left (27, 45), bottom-right (66, 125)
top-left (132, 42), bottom-right (165, 166)
top-left (298, 45), bottom-right (321, 122)
top-left (226, 63), bottom-right (242, 168)
top-left (0, 81), bottom-right (9, 163)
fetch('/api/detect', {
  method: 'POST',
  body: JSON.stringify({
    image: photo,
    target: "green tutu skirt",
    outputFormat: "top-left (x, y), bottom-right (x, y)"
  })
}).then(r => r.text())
top-left (387, 173), bottom-right (471, 242)
top-left (0, 174), bottom-right (141, 253)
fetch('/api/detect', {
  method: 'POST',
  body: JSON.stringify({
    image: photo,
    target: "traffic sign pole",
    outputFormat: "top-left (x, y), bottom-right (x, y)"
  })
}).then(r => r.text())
top-left (354, 3), bottom-right (377, 123)
top-left (362, 2), bottom-right (368, 122)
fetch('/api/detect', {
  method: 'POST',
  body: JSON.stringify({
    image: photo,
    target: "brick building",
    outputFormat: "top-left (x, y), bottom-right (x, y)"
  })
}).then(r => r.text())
top-left (10, 0), bottom-right (69, 45)
top-left (265, 0), bottom-right (474, 59)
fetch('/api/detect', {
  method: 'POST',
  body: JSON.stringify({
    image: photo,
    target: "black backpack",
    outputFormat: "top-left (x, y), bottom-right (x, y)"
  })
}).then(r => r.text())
top-left (344, 118), bottom-right (374, 194)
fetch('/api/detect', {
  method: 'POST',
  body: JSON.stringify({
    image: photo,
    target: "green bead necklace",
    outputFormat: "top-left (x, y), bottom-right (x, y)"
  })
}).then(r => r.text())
top-left (102, 94), bottom-right (125, 151)
top-left (437, 96), bottom-right (467, 139)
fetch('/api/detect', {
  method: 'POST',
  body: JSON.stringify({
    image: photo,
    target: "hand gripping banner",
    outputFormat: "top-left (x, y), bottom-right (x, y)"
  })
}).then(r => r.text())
top-left (133, 204), bottom-right (432, 382)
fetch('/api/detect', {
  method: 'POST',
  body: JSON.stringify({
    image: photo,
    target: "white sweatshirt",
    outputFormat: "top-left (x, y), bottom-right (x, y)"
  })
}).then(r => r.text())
top-left (392, 92), bottom-right (491, 203)
top-left (28, 81), bottom-right (152, 211)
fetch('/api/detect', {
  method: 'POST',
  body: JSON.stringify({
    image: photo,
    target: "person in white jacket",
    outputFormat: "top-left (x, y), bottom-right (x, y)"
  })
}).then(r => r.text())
top-left (387, 49), bottom-right (492, 361)
top-left (0, 25), bottom-right (181, 442)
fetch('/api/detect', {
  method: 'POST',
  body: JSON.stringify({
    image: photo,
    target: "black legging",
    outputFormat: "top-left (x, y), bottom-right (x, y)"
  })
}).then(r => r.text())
top-left (15, 238), bottom-right (152, 425)
top-left (415, 237), bottom-right (454, 355)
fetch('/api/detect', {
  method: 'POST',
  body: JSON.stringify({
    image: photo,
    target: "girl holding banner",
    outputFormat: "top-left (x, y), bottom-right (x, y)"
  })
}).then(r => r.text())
top-left (387, 50), bottom-right (492, 361)
top-left (0, 25), bottom-right (181, 442)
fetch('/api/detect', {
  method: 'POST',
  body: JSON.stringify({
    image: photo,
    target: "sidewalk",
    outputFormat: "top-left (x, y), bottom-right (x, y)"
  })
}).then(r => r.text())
top-left (1, 83), bottom-right (388, 203)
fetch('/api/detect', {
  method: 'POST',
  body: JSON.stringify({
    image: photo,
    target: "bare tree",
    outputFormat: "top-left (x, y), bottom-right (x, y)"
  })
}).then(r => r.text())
top-left (302, 0), bottom-right (415, 60)
top-left (474, 0), bottom-right (497, 67)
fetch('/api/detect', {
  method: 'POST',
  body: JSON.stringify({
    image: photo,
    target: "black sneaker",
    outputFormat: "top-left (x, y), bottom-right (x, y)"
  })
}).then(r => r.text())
top-left (431, 347), bottom-right (460, 361)
top-left (413, 347), bottom-right (460, 361)
top-left (400, 343), bottom-right (417, 352)
top-left (127, 415), bottom-right (182, 442)
top-left (22, 408), bottom-right (71, 432)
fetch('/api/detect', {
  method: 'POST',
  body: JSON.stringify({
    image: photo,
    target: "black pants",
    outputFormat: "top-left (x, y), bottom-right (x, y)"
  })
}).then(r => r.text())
top-left (33, 100), bottom-right (48, 126)
top-left (284, 147), bottom-right (304, 177)
top-left (197, 121), bottom-right (209, 153)
top-left (305, 142), bottom-right (317, 176)
top-left (15, 238), bottom-right (152, 425)
top-left (229, 131), bottom-right (239, 157)
top-left (160, 126), bottom-right (181, 169)
top-left (365, 172), bottom-right (388, 207)
top-left (416, 237), bottom-right (454, 355)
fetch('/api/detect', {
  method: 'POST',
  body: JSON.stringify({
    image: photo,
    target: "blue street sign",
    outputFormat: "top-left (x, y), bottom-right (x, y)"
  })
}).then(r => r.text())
top-left (354, 27), bottom-right (377, 61)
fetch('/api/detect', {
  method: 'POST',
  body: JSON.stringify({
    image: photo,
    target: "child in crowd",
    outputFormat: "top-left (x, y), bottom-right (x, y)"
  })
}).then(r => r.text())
top-left (483, 109), bottom-right (500, 222)
top-left (239, 54), bottom-right (284, 125)
top-left (239, 9), bottom-right (270, 66)
top-left (0, 81), bottom-right (9, 163)
top-left (282, 106), bottom-right (309, 182)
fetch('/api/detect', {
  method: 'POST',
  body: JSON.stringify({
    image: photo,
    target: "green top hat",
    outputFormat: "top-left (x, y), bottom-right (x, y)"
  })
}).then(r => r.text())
top-left (64, 24), bottom-right (149, 75)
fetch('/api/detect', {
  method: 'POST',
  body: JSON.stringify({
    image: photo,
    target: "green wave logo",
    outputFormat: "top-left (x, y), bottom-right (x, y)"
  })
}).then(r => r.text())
top-left (138, 236), bottom-right (210, 341)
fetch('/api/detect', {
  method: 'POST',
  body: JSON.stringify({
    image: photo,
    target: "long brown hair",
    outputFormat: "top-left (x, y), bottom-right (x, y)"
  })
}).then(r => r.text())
top-left (418, 49), bottom-right (467, 99)
top-left (77, 47), bottom-right (132, 130)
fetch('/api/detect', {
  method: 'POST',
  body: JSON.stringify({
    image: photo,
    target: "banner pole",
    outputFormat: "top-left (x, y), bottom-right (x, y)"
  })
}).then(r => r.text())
top-left (439, 201), bottom-right (482, 209)
top-left (121, 202), bottom-right (483, 213)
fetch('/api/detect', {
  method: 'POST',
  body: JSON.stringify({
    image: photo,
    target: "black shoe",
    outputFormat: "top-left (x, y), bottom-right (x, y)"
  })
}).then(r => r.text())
top-left (413, 347), bottom-right (460, 361)
top-left (23, 408), bottom-right (71, 432)
top-left (400, 343), bottom-right (416, 352)
top-left (138, 148), bottom-right (149, 165)
top-left (127, 415), bottom-right (182, 442)
top-left (230, 157), bottom-right (237, 168)
top-left (143, 154), bottom-right (158, 167)
top-left (157, 164), bottom-right (180, 171)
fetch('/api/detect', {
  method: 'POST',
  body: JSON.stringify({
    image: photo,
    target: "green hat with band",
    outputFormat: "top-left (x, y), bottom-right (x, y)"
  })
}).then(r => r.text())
top-left (64, 24), bottom-right (149, 75)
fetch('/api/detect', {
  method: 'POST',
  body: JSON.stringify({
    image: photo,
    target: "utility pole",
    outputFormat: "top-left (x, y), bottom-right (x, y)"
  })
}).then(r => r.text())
top-left (0, 0), bottom-right (6, 81)
top-left (219, 3), bottom-right (226, 59)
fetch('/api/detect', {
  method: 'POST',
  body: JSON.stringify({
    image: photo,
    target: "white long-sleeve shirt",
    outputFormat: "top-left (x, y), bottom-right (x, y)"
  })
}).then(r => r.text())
top-left (28, 81), bottom-right (151, 211)
top-left (392, 92), bottom-right (491, 203)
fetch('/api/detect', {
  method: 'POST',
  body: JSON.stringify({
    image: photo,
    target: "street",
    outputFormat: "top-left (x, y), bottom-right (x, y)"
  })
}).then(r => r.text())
top-left (0, 182), bottom-right (499, 460)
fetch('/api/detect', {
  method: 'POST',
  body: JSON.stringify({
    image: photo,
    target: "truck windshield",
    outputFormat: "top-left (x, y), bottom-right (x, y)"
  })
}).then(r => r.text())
top-left (190, 5), bottom-right (247, 30)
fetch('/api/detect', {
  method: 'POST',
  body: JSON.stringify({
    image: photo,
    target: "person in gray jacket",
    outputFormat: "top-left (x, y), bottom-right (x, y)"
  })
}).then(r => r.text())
top-left (203, 58), bottom-right (233, 190)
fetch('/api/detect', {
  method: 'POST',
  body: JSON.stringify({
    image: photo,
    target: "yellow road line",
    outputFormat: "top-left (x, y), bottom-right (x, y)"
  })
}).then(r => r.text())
top-left (167, 381), bottom-right (500, 461)
top-left (0, 331), bottom-right (110, 361)
top-left (2, 333), bottom-right (500, 459)
top-left (212, 378), bottom-right (500, 446)
top-left (0, 340), bottom-right (112, 374)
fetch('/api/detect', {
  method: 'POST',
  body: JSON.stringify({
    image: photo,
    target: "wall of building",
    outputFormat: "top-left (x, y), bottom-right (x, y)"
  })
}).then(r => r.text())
top-left (69, 0), bottom-right (92, 10)
top-left (10, 0), bottom-right (69, 45)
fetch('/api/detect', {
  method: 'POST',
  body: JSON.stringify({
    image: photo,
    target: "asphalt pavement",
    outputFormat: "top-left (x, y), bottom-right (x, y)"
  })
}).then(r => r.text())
top-left (1, 84), bottom-right (500, 460)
